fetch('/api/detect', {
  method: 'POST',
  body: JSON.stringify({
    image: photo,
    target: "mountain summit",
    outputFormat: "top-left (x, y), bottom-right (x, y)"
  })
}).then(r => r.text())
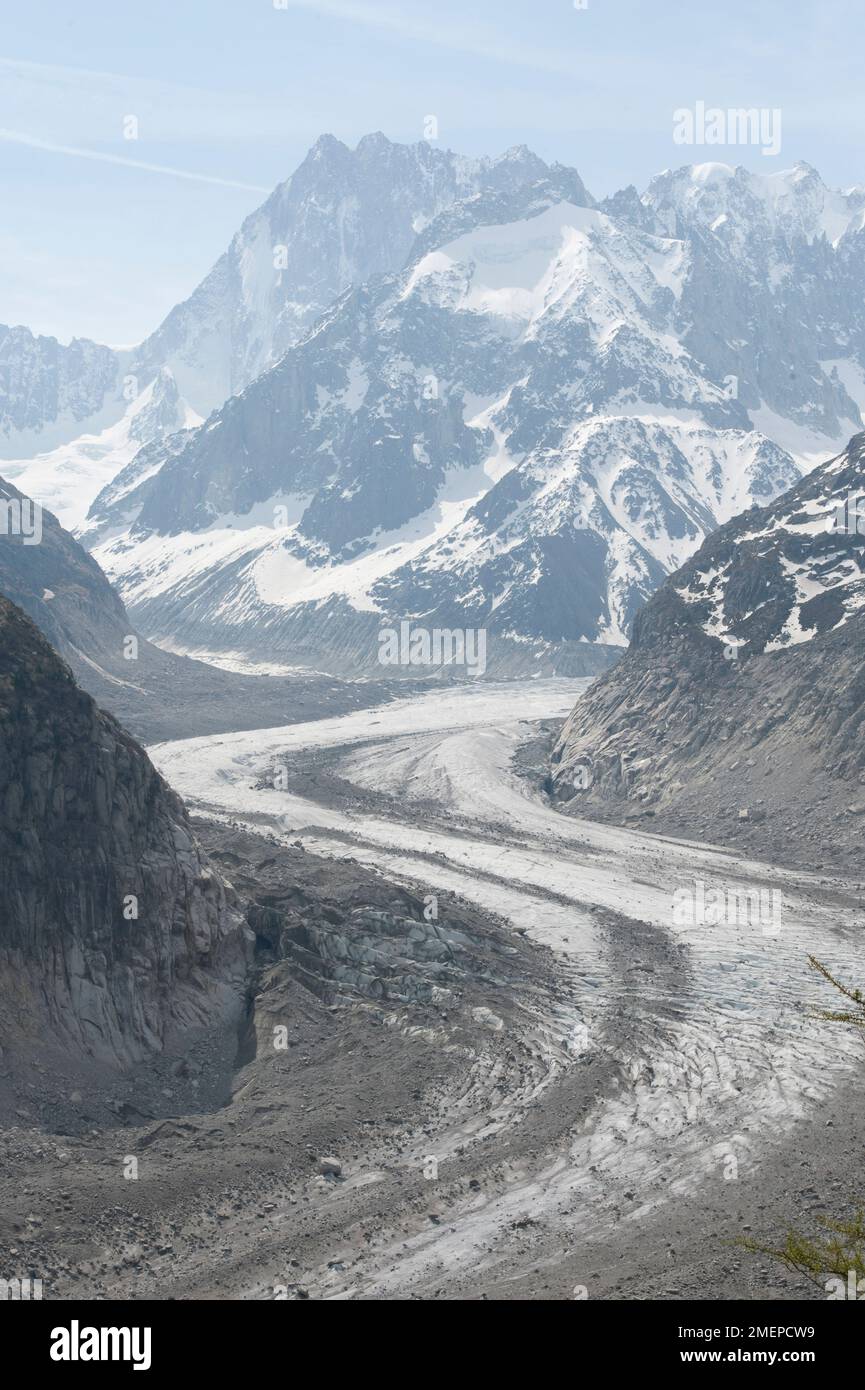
top-left (131, 133), bottom-right (594, 418)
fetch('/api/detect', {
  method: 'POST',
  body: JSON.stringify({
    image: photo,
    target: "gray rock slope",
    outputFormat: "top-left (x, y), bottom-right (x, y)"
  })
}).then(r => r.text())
top-left (550, 431), bottom-right (865, 869)
top-left (0, 595), bottom-right (249, 1070)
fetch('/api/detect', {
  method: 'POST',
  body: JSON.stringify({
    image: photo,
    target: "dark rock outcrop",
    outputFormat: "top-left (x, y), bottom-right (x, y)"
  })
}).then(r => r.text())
top-left (0, 595), bottom-right (250, 1067)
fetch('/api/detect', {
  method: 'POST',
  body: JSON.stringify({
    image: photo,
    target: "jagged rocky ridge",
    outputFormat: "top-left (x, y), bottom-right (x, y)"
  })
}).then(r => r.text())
top-left (0, 596), bottom-right (250, 1069)
top-left (0, 323), bottom-right (119, 453)
top-left (550, 432), bottom-right (865, 867)
top-left (131, 134), bottom-right (592, 417)
top-left (605, 162), bottom-right (865, 438)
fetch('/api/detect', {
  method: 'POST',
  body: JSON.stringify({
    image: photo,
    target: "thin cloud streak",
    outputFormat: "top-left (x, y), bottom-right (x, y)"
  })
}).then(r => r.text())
top-left (0, 129), bottom-right (271, 193)
top-left (280, 0), bottom-right (586, 77)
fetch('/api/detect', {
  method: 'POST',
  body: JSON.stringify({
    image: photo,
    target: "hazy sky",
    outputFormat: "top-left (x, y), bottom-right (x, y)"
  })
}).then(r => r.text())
top-left (2, 0), bottom-right (862, 345)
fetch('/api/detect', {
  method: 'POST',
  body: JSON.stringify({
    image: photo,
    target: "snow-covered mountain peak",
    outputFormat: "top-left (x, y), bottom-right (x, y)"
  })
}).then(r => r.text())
top-left (643, 160), bottom-right (865, 248)
top-left (130, 133), bottom-right (592, 418)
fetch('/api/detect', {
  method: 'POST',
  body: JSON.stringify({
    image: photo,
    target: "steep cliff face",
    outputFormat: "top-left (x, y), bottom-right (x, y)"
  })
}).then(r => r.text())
top-left (0, 596), bottom-right (249, 1067)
